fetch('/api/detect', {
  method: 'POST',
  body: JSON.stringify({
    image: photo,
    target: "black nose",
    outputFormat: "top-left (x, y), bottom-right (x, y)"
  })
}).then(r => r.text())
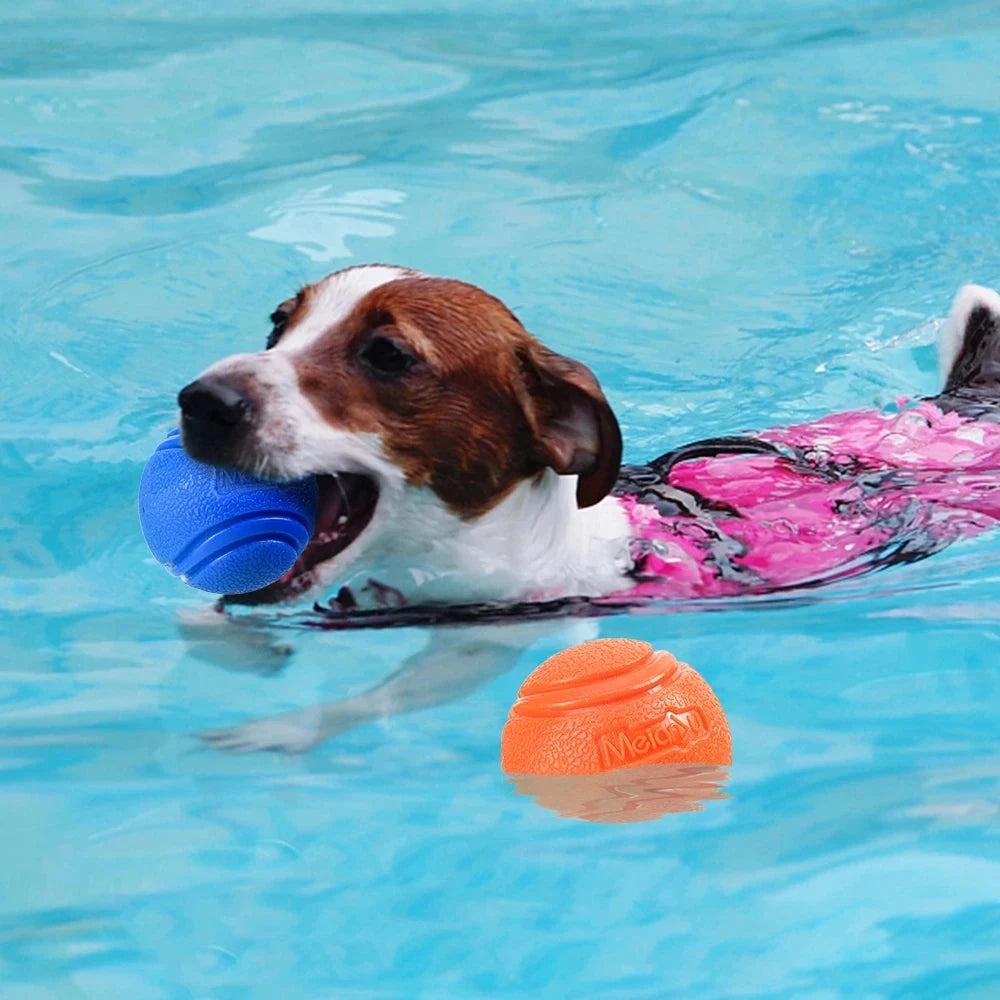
top-left (178, 378), bottom-right (252, 429)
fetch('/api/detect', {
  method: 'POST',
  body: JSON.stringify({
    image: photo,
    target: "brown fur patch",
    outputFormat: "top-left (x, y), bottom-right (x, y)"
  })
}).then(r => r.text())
top-left (293, 275), bottom-right (620, 517)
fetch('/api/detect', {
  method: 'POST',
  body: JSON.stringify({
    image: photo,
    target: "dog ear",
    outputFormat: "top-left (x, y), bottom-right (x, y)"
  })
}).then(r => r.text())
top-left (516, 343), bottom-right (622, 508)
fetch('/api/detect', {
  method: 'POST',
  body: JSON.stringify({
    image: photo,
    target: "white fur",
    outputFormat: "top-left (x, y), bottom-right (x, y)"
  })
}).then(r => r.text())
top-left (940, 283), bottom-right (1000, 388)
top-left (275, 264), bottom-right (418, 353)
top-left (329, 470), bottom-right (633, 605)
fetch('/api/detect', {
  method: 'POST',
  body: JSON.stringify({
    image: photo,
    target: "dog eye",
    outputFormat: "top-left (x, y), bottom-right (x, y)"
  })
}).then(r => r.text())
top-left (266, 309), bottom-right (289, 350)
top-left (360, 336), bottom-right (417, 376)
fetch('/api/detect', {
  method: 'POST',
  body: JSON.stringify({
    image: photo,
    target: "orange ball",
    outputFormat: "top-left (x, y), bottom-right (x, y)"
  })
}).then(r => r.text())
top-left (500, 638), bottom-right (731, 776)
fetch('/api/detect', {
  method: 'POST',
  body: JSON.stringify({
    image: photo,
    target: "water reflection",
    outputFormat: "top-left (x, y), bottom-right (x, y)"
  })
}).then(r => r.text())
top-left (508, 763), bottom-right (729, 824)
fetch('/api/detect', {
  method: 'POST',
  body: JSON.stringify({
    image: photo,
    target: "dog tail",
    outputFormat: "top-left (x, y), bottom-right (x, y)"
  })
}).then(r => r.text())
top-left (939, 283), bottom-right (1000, 396)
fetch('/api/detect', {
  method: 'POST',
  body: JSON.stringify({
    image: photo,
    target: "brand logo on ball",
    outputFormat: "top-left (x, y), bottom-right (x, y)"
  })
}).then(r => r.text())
top-left (597, 707), bottom-right (708, 767)
top-left (210, 467), bottom-right (261, 493)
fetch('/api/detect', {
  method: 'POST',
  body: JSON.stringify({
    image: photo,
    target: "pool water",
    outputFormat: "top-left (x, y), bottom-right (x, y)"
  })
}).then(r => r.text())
top-left (3, 1), bottom-right (1000, 996)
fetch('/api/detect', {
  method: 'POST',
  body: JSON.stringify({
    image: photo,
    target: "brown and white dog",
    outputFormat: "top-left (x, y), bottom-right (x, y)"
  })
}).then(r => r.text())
top-left (179, 264), bottom-right (1000, 751)
top-left (179, 265), bottom-right (634, 611)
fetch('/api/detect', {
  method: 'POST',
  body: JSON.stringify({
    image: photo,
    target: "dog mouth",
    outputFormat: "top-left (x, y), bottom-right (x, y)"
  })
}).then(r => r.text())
top-left (226, 473), bottom-right (379, 605)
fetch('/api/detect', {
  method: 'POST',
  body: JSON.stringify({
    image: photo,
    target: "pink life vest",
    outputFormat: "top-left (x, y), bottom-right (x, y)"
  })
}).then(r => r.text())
top-left (615, 400), bottom-right (1000, 600)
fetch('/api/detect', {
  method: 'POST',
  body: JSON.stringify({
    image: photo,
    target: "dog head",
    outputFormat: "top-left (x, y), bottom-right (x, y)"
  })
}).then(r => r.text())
top-left (178, 265), bottom-right (622, 603)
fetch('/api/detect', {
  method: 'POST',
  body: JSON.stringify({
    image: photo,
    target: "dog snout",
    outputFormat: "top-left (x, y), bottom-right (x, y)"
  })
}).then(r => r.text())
top-left (178, 376), bottom-right (255, 466)
top-left (179, 377), bottom-right (252, 429)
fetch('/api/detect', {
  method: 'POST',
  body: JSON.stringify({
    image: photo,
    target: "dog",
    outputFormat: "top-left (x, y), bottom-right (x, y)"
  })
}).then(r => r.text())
top-left (176, 266), bottom-right (1000, 751)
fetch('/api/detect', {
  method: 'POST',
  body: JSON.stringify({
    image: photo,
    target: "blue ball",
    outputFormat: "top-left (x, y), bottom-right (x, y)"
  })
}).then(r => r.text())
top-left (138, 429), bottom-right (318, 595)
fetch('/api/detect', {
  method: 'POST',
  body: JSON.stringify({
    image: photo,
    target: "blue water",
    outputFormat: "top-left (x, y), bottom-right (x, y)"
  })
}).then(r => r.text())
top-left (3, 1), bottom-right (1000, 996)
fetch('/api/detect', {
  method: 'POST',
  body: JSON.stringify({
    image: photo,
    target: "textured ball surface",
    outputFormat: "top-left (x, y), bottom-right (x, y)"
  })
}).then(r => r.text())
top-left (500, 638), bottom-right (731, 775)
top-left (138, 429), bottom-right (318, 594)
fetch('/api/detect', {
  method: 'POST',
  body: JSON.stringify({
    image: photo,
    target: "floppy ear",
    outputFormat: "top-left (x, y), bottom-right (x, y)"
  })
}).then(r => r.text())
top-left (516, 343), bottom-right (622, 508)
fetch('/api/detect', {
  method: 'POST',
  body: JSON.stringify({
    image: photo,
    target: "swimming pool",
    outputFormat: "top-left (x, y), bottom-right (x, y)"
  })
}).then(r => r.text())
top-left (3, 0), bottom-right (1000, 995)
